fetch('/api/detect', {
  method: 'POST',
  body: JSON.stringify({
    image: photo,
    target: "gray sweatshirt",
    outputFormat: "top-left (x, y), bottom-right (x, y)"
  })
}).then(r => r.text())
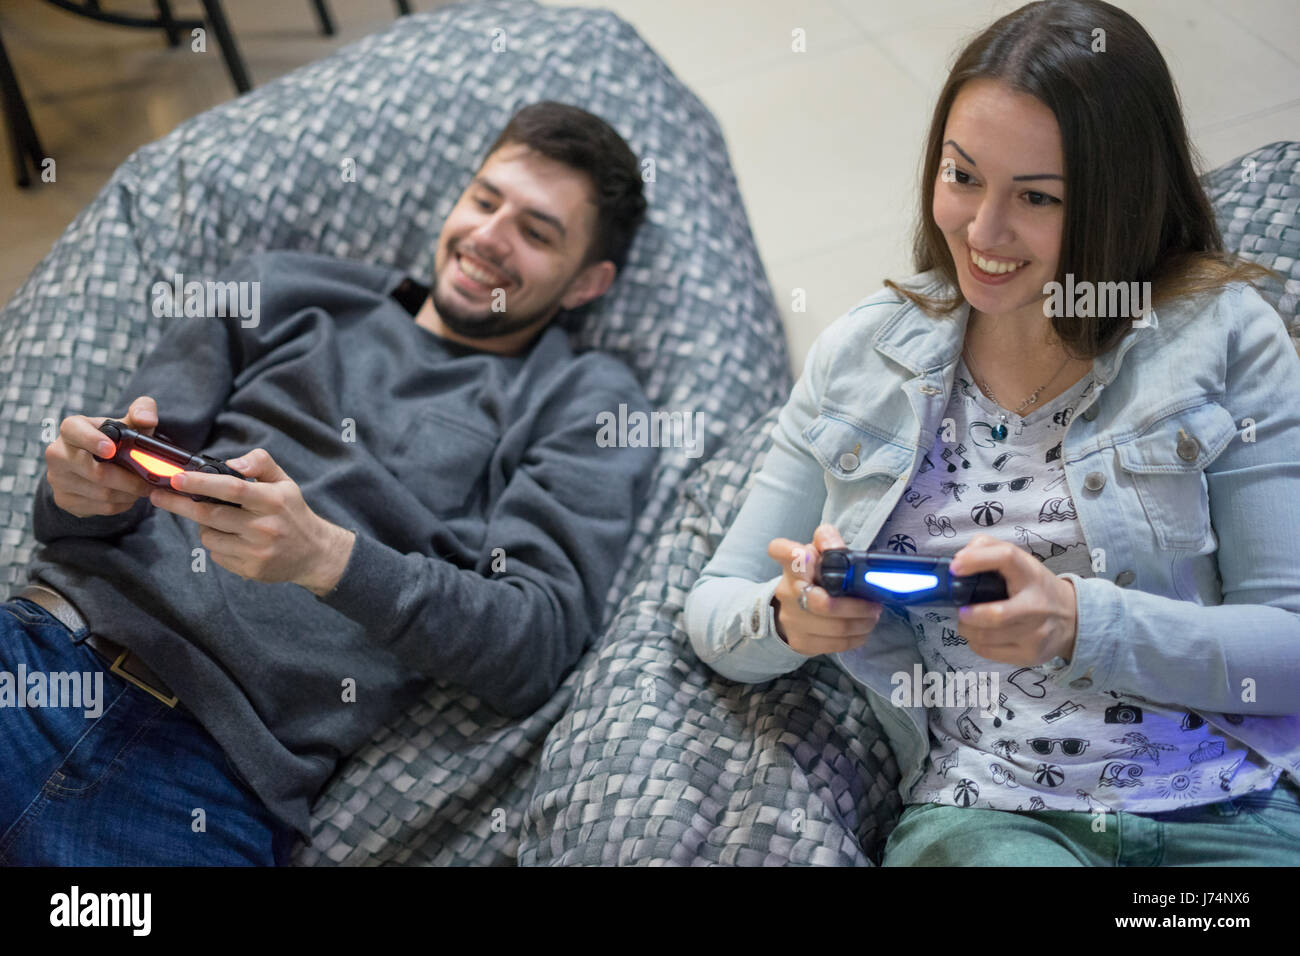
top-left (25, 250), bottom-right (655, 840)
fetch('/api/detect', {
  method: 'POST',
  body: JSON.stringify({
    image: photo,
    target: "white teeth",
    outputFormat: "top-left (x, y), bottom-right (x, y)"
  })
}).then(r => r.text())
top-left (970, 248), bottom-right (1027, 275)
top-left (459, 255), bottom-right (504, 287)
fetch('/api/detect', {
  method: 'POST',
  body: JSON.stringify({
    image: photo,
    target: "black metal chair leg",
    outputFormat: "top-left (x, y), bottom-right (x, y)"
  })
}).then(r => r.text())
top-left (155, 0), bottom-right (182, 47)
top-left (310, 0), bottom-right (336, 36)
top-left (198, 0), bottom-right (251, 93)
top-left (0, 29), bottom-right (45, 188)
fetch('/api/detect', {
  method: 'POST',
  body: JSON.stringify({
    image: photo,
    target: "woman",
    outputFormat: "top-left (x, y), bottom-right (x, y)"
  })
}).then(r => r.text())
top-left (684, 0), bottom-right (1300, 866)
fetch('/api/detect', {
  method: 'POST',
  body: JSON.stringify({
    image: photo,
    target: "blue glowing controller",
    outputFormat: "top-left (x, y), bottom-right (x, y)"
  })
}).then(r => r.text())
top-left (815, 549), bottom-right (1008, 606)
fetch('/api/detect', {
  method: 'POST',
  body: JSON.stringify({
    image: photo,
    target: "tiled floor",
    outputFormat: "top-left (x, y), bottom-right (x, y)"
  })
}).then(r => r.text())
top-left (2, 0), bottom-right (1296, 372)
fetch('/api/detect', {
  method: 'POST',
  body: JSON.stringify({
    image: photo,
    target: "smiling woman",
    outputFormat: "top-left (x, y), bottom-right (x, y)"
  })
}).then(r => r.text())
top-left (683, 0), bottom-right (1300, 868)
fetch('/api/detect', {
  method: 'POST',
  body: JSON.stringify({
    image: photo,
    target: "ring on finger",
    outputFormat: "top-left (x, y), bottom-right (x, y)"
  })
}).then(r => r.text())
top-left (798, 581), bottom-right (813, 612)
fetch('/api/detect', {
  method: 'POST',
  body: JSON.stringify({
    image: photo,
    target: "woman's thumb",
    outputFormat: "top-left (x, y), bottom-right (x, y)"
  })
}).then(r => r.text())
top-left (813, 524), bottom-right (847, 552)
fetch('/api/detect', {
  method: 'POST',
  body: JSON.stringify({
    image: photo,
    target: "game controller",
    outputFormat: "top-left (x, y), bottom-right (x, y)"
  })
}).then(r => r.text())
top-left (815, 549), bottom-right (1008, 606)
top-left (92, 419), bottom-right (255, 507)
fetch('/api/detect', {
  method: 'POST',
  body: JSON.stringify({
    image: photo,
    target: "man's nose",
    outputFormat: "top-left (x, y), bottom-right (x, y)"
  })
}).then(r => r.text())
top-left (469, 211), bottom-right (511, 260)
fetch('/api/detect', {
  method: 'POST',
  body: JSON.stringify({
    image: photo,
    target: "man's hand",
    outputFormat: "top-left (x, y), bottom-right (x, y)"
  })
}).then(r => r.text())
top-left (44, 395), bottom-right (161, 517)
top-left (148, 447), bottom-right (355, 595)
top-left (951, 533), bottom-right (1078, 666)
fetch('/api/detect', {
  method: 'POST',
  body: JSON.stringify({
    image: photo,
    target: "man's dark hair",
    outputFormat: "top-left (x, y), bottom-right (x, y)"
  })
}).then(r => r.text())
top-left (482, 101), bottom-right (647, 273)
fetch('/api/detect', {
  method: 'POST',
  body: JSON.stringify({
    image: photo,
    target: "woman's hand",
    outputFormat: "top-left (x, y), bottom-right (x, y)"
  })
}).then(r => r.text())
top-left (766, 524), bottom-right (883, 657)
top-left (951, 533), bottom-right (1078, 666)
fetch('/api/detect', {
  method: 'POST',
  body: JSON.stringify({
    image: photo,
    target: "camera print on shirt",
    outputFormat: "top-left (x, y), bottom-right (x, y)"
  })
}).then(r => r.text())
top-left (878, 363), bottom-right (1284, 813)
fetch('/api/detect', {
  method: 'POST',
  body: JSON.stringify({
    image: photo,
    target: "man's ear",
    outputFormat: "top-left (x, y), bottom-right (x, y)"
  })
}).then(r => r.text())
top-left (559, 260), bottom-right (617, 311)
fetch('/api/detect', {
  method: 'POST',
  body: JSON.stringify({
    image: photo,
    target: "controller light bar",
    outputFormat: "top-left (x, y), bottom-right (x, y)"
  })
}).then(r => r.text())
top-left (863, 570), bottom-right (938, 594)
top-left (129, 449), bottom-right (185, 478)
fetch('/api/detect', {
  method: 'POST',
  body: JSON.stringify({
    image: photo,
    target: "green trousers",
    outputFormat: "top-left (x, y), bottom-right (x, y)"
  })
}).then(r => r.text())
top-left (881, 775), bottom-right (1300, 866)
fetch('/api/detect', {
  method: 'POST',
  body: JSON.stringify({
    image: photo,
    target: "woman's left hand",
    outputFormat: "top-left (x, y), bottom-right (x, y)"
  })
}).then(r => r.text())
top-left (950, 533), bottom-right (1077, 667)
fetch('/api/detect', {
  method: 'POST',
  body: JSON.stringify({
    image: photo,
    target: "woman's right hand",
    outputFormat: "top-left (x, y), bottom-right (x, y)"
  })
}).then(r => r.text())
top-left (767, 523), bottom-right (884, 656)
top-left (43, 395), bottom-right (160, 518)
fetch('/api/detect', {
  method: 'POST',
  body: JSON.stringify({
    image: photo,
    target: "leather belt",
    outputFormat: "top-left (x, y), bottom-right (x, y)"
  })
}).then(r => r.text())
top-left (18, 583), bottom-right (179, 709)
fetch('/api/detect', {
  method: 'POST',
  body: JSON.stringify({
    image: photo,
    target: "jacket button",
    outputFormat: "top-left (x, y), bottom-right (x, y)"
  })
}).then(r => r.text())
top-left (838, 452), bottom-right (860, 471)
top-left (1081, 405), bottom-right (1098, 422)
top-left (1115, 569), bottom-right (1136, 587)
top-left (1083, 471), bottom-right (1106, 492)
top-left (1069, 677), bottom-right (1093, 690)
top-left (1176, 429), bottom-right (1199, 462)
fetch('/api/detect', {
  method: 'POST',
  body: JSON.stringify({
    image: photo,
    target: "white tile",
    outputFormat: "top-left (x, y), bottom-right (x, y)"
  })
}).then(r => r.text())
top-left (767, 226), bottom-right (917, 374)
top-left (1097, 0), bottom-right (1300, 130)
top-left (829, 0), bottom-right (1015, 36)
top-left (1193, 99), bottom-right (1300, 171)
top-left (539, 0), bottom-right (868, 88)
top-left (699, 41), bottom-right (931, 268)
top-left (1198, 0), bottom-right (1300, 67)
top-left (855, 0), bottom-right (1024, 96)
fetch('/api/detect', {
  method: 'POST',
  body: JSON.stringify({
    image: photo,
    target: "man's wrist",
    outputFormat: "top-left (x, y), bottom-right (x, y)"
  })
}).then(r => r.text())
top-left (302, 520), bottom-right (356, 597)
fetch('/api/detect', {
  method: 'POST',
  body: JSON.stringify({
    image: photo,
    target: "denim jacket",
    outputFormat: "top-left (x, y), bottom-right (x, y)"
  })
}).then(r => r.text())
top-left (684, 271), bottom-right (1300, 807)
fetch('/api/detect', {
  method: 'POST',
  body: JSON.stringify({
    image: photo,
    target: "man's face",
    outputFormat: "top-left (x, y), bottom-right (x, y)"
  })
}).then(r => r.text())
top-left (429, 143), bottom-right (605, 342)
top-left (932, 79), bottom-right (1066, 322)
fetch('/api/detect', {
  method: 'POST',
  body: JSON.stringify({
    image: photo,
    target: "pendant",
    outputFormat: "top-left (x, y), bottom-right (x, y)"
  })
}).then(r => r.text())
top-left (991, 423), bottom-right (1008, 441)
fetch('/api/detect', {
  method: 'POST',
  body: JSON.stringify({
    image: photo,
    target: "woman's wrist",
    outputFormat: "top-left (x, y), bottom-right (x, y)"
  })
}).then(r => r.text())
top-left (770, 594), bottom-right (790, 644)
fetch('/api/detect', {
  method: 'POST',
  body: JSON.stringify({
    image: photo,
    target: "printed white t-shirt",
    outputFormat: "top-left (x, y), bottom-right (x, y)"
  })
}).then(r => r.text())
top-left (868, 358), bottom-right (1282, 813)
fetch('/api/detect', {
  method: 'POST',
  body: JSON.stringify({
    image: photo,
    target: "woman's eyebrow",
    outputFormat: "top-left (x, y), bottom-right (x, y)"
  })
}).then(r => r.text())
top-left (942, 139), bottom-right (1064, 182)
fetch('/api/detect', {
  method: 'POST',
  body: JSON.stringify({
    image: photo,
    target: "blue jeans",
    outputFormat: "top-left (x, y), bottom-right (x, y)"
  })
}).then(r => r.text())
top-left (0, 597), bottom-right (299, 865)
top-left (881, 775), bottom-right (1300, 866)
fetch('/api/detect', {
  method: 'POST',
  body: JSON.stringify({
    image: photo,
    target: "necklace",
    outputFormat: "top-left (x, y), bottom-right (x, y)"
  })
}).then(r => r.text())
top-left (962, 344), bottom-right (1074, 441)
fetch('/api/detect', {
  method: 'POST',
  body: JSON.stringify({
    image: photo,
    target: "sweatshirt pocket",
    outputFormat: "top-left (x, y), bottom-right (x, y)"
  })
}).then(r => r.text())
top-left (389, 408), bottom-right (498, 514)
top-left (1114, 400), bottom-right (1237, 550)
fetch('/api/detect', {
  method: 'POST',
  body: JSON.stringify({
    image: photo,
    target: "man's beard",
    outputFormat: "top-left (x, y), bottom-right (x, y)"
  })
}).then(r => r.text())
top-left (431, 276), bottom-right (561, 340)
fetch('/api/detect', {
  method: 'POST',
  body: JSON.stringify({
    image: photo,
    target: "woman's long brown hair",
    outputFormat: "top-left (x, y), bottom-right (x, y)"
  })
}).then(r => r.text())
top-left (885, 0), bottom-right (1278, 360)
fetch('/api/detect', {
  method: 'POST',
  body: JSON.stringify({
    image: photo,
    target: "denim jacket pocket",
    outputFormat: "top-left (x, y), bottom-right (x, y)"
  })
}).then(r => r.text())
top-left (1114, 401), bottom-right (1237, 550)
top-left (804, 413), bottom-right (915, 538)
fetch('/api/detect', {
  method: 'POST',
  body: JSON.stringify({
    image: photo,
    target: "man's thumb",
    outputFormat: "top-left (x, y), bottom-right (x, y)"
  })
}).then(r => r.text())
top-left (127, 396), bottom-right (157, 434)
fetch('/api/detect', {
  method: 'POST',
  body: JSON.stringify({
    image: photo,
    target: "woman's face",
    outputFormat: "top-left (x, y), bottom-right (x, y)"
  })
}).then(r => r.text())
top-left (933, 79), bottom-right (1066, 321)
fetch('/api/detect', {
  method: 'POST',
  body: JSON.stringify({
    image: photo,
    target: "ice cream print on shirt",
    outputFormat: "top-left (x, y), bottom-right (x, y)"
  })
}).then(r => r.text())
top-left (871, 359), bottom-right (1284, 812)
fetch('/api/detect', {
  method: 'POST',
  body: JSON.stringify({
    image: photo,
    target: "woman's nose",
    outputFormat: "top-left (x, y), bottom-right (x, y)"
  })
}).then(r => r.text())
top-left (966, 197), bottom-right (1013, 250)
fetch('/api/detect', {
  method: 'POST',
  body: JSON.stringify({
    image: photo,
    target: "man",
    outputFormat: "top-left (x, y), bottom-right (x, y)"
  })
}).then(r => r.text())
top-left (0, 101), bottom-right (655, 865)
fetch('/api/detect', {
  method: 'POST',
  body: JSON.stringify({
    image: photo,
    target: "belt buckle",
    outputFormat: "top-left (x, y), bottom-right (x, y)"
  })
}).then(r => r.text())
top-left (109, 649), bottom-right (178, 708)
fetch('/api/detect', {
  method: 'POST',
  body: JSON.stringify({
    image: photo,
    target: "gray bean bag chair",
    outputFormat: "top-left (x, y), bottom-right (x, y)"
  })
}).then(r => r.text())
top-left (519, 140), bottom-right (1300, 865)
top-left (0, 0), bottom-right (791, 864)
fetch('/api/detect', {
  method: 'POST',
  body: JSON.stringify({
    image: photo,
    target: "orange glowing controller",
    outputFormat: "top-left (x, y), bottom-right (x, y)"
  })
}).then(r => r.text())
top-left (93, 419), bottom-right (255, 507)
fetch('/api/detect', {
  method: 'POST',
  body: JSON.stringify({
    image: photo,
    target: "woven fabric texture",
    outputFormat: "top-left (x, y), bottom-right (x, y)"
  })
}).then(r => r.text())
top-left (518, 141), bottom-right (1300, 866)
top-left (0, 0), bottom-right (791, 865)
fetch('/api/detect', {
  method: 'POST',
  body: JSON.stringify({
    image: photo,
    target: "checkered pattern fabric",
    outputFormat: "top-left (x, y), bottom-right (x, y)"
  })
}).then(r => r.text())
top-left (1204, 141), bottom-right (1300, 347)
top-left (0, 0), bottom-right (1294, 863)
top-left (0, 0), bottom-right (790, 865)
top-left (518, 141), bottom-right (1300, 866)
top-left (520, 407), bottom-right (904, 865)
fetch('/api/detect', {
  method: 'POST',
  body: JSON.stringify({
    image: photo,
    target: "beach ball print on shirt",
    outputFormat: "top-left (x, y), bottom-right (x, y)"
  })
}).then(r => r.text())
top-left (952, 778), bottom-right (980, 807)
top-left (888, 534), bottom-right (918, 554)
top-left (971, 500), bottom-right (1004, 526)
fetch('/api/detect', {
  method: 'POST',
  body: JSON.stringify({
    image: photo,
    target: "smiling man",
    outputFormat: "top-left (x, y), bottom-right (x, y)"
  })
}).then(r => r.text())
top-left (0, 102), bottom-right (655, 865)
